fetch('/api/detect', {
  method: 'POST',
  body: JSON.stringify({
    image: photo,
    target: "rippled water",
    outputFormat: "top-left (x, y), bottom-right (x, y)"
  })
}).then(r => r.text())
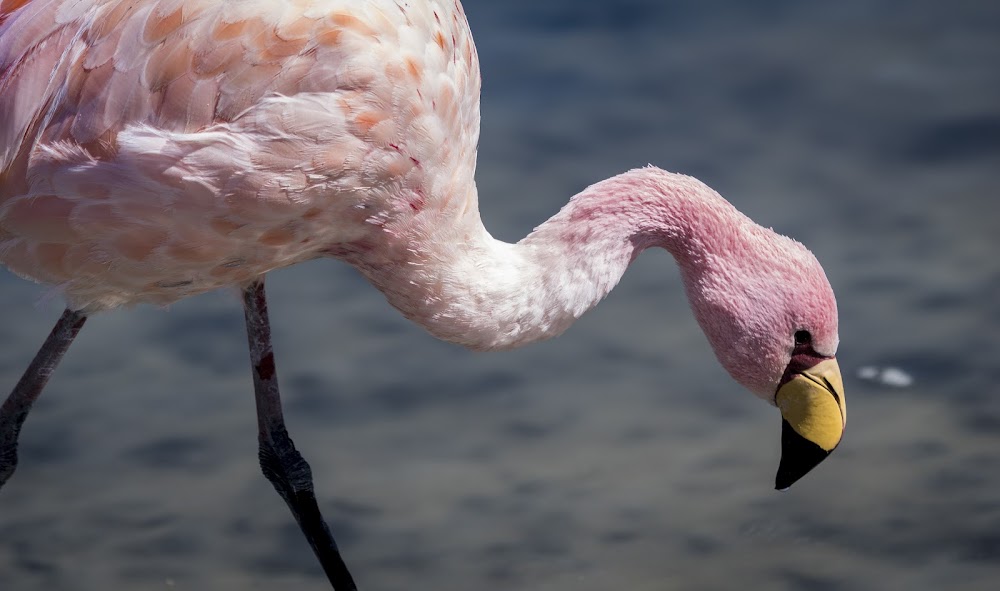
top-left (1, 1), bottom-right (998, 589)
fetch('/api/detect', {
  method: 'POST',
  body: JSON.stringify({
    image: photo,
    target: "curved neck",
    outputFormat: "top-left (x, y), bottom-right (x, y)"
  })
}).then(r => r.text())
top-left (359, 167), bottom-right (750, 351)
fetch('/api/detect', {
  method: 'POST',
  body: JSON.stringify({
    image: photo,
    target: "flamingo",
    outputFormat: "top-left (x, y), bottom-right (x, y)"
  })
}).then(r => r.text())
top-left (0, 0), bottom-right (847, 588)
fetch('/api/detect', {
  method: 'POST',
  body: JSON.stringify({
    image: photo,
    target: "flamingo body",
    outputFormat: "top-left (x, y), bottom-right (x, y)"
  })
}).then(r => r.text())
top-left (1, 0), bottom-right (479, 310)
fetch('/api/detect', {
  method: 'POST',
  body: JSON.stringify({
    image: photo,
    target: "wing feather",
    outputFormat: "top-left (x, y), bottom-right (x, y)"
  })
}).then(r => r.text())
top-left (0, 0), bottom-right (484, 308)
top-left (1, 0), bottom-right (361, 173)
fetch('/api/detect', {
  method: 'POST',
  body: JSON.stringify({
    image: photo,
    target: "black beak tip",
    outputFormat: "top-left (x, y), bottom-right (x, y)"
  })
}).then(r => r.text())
top-left (775, 418), bottom-right (832, 491)
top-left (774, 469), bottom-right (806, 491)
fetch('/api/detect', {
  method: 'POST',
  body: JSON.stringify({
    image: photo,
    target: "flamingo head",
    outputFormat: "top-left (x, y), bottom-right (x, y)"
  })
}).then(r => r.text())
top-left (680, 224), bottom-right (846, 490)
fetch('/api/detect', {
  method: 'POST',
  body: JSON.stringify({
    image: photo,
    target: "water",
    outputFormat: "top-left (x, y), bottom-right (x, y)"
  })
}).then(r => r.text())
top-left (1, 1), bottom-right (998, 589)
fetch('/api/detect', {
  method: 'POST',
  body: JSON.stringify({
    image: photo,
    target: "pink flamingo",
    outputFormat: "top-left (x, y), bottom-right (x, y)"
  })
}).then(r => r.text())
top-left (0, 0), bottom-right (846, 588)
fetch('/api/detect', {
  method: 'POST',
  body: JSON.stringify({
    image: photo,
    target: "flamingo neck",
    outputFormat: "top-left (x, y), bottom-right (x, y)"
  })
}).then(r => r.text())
top-left (360, 167), bottom-right (751, 351)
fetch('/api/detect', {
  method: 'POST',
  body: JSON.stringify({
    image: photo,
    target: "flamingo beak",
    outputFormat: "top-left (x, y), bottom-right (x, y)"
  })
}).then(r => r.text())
top-left (774, 358), bottom-right (846, 490)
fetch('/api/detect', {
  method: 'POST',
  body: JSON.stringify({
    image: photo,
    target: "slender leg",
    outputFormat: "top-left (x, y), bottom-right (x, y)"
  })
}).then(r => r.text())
top-left (0, 309), bottom-right (87, 489)
top-left (242, 279), bottom-right (358, 590)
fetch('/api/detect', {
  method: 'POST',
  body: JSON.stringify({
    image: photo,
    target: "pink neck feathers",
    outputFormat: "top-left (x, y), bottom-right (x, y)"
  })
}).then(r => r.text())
top-left (364, 167), bottom-right (757, 352)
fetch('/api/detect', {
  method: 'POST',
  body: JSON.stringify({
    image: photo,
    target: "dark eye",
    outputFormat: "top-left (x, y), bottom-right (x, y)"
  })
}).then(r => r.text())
top-left (794, 330), bottom-right (812, 346)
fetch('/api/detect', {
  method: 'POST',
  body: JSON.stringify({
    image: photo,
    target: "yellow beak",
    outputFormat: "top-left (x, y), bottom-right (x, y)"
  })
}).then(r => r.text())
top-left (774, 357), bottom-right (846, 490)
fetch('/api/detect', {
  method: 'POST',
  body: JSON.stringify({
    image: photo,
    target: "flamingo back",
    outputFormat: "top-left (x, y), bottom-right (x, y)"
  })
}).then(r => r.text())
top-left (0, 0), bottom-right (481, 310)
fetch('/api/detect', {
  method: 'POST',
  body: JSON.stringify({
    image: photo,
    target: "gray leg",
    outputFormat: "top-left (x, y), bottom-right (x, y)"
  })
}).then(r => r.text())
top-left (242, 279), bottom-right (358, 590)
top-left (0, 309), bottom-right (87, 488)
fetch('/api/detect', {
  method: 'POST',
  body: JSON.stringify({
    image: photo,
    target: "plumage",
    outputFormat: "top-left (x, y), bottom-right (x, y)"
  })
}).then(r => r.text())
top-left (1, 0), bottom-right (480, 310)
top-left (0, 1), bottom-right (847, 586)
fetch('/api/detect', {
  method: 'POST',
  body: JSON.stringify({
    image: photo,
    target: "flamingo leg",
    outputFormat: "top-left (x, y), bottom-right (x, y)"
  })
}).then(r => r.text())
top-left (242, 278), bottom-right (358, 590)
top-left (0, 309), bottom-right (87, 489)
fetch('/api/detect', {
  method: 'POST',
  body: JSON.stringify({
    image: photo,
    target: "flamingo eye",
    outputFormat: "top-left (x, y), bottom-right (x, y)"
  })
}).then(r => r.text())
top-left (794, 330), bottom-right (812, 346)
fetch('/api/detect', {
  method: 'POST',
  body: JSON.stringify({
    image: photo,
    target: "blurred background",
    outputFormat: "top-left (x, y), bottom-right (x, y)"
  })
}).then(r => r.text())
top-left (1, 0), bottom-right (998, 589)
